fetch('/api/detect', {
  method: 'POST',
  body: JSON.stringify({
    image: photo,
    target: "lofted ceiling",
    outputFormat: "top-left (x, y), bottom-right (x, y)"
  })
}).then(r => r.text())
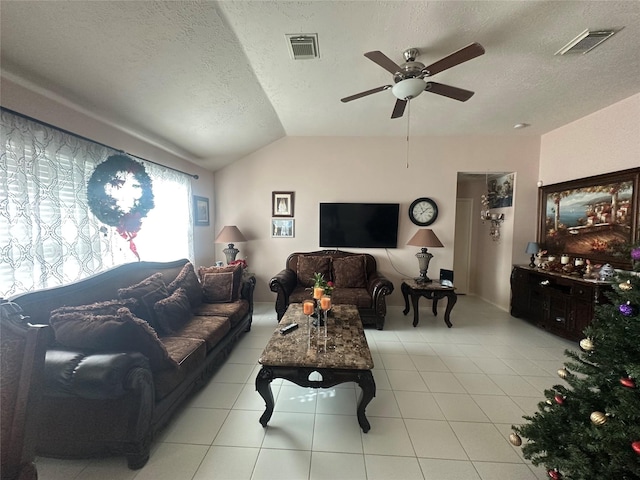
top-left (1, 1), bottom-right (639, 171)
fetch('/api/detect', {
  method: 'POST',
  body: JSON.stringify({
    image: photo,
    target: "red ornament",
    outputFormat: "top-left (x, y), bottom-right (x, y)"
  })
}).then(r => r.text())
top-left (554, 394), bottom-right (565, 405)
top-left (632, 441), bottom-right (640, 455)
top-left (548, 468), bottom-right (562, 479)
top-left (620, 377), bottom-right (636, 388)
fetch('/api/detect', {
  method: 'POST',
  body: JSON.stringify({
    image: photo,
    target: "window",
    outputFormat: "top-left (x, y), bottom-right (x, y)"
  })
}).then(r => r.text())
top-left (0, 109), bottom-right (194, 297)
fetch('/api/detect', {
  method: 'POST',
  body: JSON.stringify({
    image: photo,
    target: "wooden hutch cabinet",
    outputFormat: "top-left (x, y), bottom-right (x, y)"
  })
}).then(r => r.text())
top-left (510, 265), bottom-right (612, 341)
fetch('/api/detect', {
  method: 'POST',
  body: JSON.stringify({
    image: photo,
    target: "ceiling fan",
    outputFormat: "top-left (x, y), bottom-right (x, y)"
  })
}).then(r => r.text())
top-left (341, 43), bottom-right (485, 119)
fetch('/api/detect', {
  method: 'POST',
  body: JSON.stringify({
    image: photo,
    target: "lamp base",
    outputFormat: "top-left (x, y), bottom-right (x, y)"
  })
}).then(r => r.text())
top-left (223, 243), bottom-right (239, 264)
top-left (415, 275), bottom-right (432, 284)
top-left (529, 254), bottom-right (536, 268)
top-left (415, 249), bottom-right (434, 284)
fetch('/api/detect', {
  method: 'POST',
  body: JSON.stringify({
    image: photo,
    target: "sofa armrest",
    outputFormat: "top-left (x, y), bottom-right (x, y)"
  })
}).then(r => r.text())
top-left (269, 269), bottom-right (297, 320)
top-left (367, 272), bottom-right (394, 295)
top-left (367, 273), bottom-right (394, 307)
top-left (269, 269), bottom-right (297, 296)
top-left (241, 274), bottom-right (256, 301)
top-left (44, 349), bottom-right (153, 400)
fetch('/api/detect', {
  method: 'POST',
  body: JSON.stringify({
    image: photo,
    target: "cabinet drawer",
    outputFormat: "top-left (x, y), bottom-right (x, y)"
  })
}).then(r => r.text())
top-left (571, 284), bottom-right (594, 301)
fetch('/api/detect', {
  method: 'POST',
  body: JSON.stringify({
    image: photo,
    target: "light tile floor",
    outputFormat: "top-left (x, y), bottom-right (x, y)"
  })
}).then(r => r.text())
top-left (36, 296), bottom-right (576, 480)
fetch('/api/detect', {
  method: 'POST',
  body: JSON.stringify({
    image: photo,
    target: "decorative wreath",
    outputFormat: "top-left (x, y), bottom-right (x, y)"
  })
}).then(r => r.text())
top-left (87, 154), bottom-right (154, 259)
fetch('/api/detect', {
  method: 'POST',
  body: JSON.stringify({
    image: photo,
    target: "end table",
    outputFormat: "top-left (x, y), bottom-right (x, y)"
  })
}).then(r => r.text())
top-left (401, 278), bottom-right (457, 328)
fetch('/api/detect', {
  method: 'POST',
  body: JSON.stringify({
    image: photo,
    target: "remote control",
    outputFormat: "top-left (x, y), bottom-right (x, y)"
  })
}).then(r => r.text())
top-left (280, 323), bottom-right (298, 334)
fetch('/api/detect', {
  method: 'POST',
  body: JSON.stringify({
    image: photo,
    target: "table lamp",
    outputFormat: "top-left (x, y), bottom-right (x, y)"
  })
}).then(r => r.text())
top-left (407, 229), bottom-right (444, 283)
top-left (525, 241), bottom-right (539, 268)
top-left (215, 225), bottom-right (247, 264)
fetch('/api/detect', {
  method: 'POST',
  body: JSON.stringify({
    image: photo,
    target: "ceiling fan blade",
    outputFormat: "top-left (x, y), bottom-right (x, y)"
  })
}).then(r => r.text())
top-left (364, 51), bottom-right (402, 74)
top-left (391, 99), bottom-right (407, 119)
top-left (341, 85), bottom-right (391, 103)
top-left (422, 42), bottom-right (485, 76)
top-left (425, 82), bottom-right (475, 102)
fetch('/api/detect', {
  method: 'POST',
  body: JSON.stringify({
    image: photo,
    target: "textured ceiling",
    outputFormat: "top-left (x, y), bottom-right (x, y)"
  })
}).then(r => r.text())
top-left (1, 1), bottom-right (639, 171)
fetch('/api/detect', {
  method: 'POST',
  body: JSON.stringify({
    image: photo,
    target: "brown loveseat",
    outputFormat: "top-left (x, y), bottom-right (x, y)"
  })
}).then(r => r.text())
top-left (8, 258), bottom-right (255, 470)
top-left (269, 250), bottom-right (394, 330)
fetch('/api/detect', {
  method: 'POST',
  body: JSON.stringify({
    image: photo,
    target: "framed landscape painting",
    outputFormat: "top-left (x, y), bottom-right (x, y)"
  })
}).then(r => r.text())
top-left (537, 168), bottom-right (640, 268)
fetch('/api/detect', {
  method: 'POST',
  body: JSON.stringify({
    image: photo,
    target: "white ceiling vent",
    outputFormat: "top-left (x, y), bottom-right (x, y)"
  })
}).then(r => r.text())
top-left (555, 28), bottom-right (620, 55)
top-left (286, 34), bottom-right (319, 60)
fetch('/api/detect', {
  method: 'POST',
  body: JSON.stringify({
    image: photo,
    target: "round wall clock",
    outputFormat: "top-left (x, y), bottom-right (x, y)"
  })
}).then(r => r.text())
top-left (409, 197), bottom-right (438, 226)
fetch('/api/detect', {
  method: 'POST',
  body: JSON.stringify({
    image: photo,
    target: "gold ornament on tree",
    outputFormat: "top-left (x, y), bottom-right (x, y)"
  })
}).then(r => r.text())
top-left (509, 432), bottom-right (522, 446)
top-left (557, 368), bottom-right (569, 379)
top-left (590, 411), bottom-right (607, 425)
top-left (580, 338), bottom-right (595, 351)
top-left (619, 280), bottom-right (632, 291)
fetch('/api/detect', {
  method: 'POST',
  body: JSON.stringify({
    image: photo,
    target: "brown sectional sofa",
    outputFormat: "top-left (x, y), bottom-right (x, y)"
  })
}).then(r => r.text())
top-left (269, 250), bottom-right (394, 330)
top-left (9, 258), bottom-right (255, 469)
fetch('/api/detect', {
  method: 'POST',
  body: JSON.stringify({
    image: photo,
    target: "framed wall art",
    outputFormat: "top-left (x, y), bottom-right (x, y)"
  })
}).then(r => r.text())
top-left (272, 191), bottom-right (294, 217)
top-left (487, 173), bottom-right (514, 208)
top-left (193, 195), bottom-right (210, 226)
top-left (271, 219), bottom-right (294, 238)
top-left (537, 167), bottom-right (639, 268)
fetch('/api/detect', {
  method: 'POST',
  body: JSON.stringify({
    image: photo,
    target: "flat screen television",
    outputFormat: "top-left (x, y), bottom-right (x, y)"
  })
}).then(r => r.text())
top-left (319, 202), bottom-right (399, 248)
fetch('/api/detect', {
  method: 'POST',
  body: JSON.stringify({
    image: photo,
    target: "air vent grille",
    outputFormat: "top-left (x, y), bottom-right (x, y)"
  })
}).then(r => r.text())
top-left (555, 29), bottom-right (619, 55)
top-left (286, 34), bottom-right (319, 60)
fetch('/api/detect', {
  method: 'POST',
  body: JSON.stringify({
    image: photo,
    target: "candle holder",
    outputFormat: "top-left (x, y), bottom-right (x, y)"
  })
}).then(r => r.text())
top-left (312, 303), bottom-right (325, 326)
top-left (303, 300), bottom-right (315, 351)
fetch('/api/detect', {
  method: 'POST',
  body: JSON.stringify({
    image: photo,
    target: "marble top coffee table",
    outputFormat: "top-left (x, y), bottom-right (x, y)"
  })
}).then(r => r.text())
top-left (256, 303), bottom-right (376, 432)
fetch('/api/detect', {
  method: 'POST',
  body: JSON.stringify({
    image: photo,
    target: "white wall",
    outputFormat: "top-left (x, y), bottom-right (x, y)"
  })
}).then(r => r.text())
top-left (215, 135), bottom-right (541, 308)
top-left (1, 77), bottom-right (218, 268)
top-left (540, 93), bottom-right (640, 184)
top-left (4, 80), bottom-right (635, 311)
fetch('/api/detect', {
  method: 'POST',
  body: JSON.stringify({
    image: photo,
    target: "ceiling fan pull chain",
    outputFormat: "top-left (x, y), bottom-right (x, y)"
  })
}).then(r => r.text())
top-left (406, 100), bottom-right (411, 168)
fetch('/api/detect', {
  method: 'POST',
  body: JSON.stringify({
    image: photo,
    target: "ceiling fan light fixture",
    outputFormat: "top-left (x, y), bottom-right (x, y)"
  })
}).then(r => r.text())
top-left (392, 78), bottom-right (425, 100)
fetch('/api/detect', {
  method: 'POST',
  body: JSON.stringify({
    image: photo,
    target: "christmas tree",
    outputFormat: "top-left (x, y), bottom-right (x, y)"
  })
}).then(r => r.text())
top-left (512, 245), bottom-right (640, 480)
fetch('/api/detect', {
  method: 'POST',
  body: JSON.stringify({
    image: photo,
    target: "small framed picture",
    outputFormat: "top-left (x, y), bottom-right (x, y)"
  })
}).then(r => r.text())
top-left (271, 219), bottom-right (295, 238)
top-left (193, 196), bottom-right (210, 226)
top-left (272, 191), bottom-right (294, 217)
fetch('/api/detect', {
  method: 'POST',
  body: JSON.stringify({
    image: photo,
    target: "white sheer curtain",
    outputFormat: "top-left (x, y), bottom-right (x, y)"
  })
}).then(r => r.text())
top-left (0, 109), bottom-right (194, 297)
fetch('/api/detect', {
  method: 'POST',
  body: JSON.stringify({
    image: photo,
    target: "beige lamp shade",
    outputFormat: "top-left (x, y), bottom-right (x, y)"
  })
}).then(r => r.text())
top-left (215, 226), bottom-right (246, 264)
top-left (407, 229), bottom-right (444, 248)
top-left (407, 229), bottom-right (443, 283)
top-left (215, 225), bottom-right (246, 244)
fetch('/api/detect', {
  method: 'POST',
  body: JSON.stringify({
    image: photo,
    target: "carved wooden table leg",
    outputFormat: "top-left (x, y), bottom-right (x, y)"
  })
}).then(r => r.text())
top-left (255, 366), bottom-right (275, 427)
top-left (431, 293), bottom-right (439, 317)
top-left (442, 291), bottom-right (457, 328)
top-left (355, 370), bottom-right (376, 433)
top-left (401, 281), bottom-right (411, 316)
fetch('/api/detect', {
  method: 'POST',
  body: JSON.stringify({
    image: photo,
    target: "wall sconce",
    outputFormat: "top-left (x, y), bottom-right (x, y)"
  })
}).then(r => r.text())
top-left (481, 211), bottom-right (505, 241)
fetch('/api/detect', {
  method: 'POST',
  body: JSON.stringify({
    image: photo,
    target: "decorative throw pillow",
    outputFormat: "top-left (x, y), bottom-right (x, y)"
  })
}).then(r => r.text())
top-left (154, 288), bottom-right (191, 333)
top-left (201, 272), bottom-right (235, 303)
top-left (50, 307), bottom-right (177, 371)
top-left (297, 256), bottom-right (331, 288)
top-left (198, 264), bottom-right (242, 301)
top-left (50, 297), bottom-right (139, 317)
top-left (117, 273), bottom-right (169, 330)
top-left (332, 255), bottom-right (368, 288)
top-left (167, 262), bottom-right (202, 308)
